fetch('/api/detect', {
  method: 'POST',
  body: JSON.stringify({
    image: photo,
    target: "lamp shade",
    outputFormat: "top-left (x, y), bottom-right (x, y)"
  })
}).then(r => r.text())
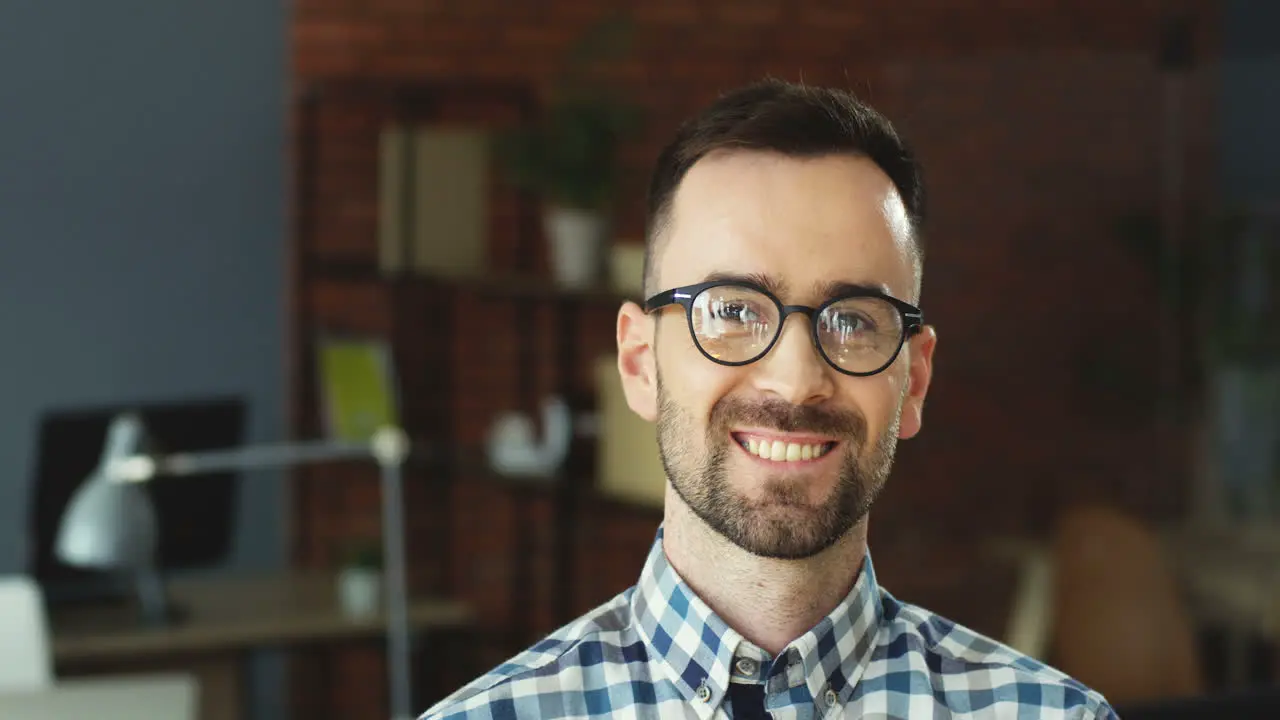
top-left (55, 472), bottom-right (157, 570)
top-left (54, 413), bottom-right (159, 571)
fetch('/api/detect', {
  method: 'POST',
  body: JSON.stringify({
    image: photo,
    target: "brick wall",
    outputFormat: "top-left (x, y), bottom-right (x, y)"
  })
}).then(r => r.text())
top-left (290, 0), bottom-right (1220, 712)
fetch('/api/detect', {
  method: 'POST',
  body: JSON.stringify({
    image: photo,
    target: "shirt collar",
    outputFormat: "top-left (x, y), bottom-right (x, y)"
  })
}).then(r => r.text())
top-left (631, 526), bottom-right (884, 716)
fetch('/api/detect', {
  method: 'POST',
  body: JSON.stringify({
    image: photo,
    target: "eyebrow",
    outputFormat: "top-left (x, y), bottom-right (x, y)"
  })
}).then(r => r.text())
top-left (702, 271), bottom-right (786, 297)
top-left (815, 279), bottom-right (892, 299)
top-left (700, 272), bottom-right (890, 302)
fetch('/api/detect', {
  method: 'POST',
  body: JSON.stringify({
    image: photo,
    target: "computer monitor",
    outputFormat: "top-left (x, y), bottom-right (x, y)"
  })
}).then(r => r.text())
top-left (27, 396), bottom-right (246, 604)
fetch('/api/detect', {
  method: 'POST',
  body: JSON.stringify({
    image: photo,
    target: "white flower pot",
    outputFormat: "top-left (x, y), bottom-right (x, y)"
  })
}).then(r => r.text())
top-left (338, 567), bottom-right (382, 619)
top-left (544, 206), bottom-right (608, 289)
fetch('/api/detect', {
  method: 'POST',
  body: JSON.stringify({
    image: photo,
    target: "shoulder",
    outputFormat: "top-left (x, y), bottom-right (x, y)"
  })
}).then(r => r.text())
top-left (877, 592), bottom-right (1117, 719)
top-left (418, 589), bottom-right (641, 720)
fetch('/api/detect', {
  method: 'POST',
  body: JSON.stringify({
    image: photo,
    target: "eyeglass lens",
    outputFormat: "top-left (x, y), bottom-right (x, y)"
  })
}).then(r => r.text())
top-left (689, 285), bottom-right (906, 373)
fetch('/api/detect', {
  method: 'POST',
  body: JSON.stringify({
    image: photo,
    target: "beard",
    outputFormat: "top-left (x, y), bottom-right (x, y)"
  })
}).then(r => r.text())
top-left (656, 374), bottom-right (900, 560)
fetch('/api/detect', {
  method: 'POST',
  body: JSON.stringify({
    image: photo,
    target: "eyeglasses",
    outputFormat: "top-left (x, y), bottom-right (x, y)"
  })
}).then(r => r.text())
top-left (644, 280), bottom-right (924, 377)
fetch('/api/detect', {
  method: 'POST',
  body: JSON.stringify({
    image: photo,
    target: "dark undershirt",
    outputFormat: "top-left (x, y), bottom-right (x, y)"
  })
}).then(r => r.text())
top-left (728, 682), bottom-right (770, 720)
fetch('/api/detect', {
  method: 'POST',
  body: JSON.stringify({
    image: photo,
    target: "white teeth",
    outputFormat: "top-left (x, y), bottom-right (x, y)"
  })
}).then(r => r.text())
top-left (745, 438), bottom-right (830, 463)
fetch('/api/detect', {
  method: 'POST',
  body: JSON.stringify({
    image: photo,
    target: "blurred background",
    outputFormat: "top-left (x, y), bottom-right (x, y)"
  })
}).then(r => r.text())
top-left (1, 1), bottom-right (1278, 718)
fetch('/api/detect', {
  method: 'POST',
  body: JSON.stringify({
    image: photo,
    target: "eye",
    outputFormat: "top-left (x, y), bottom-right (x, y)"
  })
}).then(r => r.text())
top-left (825, 311), bottom-right (877, 337)
top-left (709, 300), bottom-right (761, 324)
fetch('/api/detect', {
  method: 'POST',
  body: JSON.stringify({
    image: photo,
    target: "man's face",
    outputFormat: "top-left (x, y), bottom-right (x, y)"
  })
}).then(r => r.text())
top-left (617, 151), bottom-right (936, 560)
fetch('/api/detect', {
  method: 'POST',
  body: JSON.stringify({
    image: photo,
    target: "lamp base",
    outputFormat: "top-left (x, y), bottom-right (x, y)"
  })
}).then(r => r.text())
top-left (134, 565), bottom-right (182, 627)
top-left (135, 600), bottom-right (187, 628)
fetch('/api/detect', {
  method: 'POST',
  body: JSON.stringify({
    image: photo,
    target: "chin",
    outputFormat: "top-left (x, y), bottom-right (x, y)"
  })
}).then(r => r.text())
top-left (683, 481), bottom-right (859, 560)
top-left (727, 517), bottom-right (850, 561)
top-left (735, 480), bottom-right (827, 515)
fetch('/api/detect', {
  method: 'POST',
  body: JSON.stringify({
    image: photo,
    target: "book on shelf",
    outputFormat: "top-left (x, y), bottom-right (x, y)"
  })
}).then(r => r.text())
top-left (594, 354), bottom-right (665, 509)
top-left (378, 124), bottom-right (490, 278)
top-left (316, 335), bottom-right (401, 443)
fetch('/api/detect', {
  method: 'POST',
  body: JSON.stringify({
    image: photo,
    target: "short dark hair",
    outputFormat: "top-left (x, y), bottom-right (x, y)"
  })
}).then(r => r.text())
top-left (642, 78), bottom-right (926, 295)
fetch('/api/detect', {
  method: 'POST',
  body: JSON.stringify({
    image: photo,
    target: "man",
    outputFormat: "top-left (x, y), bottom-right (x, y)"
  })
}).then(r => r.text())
top-left (421, 79), bottom-right (1116, 719)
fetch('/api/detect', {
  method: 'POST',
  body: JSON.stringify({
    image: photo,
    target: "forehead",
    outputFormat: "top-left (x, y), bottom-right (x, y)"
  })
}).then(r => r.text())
top-left (657, 151), bottom-right (915, 302)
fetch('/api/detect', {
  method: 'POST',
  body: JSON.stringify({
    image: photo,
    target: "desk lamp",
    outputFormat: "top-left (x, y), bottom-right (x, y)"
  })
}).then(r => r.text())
top-left (54, 413), bottom-right (167, 619)
top-left (55, 412), bottom-right (417, 720)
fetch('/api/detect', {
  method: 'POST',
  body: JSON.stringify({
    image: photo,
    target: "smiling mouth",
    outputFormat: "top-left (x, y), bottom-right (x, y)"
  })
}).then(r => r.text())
top-left (732, 432), bottom-right (838, 463)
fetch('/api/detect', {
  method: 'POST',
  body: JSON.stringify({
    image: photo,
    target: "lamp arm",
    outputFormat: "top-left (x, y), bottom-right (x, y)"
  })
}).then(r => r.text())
top-left (104, 425), bottom-right (416, 718)
top-left (159, 440), bottom-right (373, 476)
top-left (106, 441), bottom-right (369, 482)
top-left (106, 427), bottom-right (414, 482)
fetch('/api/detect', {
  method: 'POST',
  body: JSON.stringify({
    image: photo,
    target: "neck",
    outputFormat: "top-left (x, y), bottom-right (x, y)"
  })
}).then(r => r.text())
top-left (661, 490), bottom-right (868, 657)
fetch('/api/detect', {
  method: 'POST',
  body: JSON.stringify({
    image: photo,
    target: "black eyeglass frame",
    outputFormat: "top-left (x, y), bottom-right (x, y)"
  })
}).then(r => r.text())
top-left (643, 280), bottom-right (925, 377)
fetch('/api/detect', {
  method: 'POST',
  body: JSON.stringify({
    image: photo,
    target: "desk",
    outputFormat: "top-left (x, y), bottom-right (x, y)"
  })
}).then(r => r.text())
top-left (0, 674), bottom-right (197, 720)
top-left (49, 572), bottom-right (474, 720)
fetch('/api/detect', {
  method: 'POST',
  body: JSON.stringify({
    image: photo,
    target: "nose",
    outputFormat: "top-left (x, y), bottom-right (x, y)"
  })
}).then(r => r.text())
top-left (752, 313), bottom-right (835, 405)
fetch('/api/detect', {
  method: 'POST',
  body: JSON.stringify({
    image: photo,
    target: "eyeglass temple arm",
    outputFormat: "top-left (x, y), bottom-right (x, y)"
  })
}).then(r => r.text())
top-left (642, 289), bottom-right (685, 312)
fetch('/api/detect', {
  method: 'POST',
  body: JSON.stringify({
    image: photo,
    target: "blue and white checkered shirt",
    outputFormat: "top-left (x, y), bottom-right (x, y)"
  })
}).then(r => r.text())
top-left (421, 527), bottom-right (1116, 719)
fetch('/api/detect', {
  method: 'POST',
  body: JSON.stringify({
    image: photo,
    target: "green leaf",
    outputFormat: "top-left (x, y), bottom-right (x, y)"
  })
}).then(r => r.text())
top-left (492, 13), bottom-right (644, 213)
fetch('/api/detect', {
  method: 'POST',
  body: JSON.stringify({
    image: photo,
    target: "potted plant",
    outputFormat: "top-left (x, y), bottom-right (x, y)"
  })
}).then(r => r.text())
top-left (496, 15), bottom-right (642, 288)
top-left (337, 540), bottom-right (383, 619)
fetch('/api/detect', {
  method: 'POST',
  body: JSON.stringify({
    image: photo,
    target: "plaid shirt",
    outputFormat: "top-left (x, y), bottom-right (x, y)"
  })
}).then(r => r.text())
top-left (421, 528), bottom-right (1116, 719)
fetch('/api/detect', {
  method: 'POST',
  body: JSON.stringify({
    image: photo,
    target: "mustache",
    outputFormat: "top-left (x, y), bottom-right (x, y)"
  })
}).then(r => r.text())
top-left (710, 396), bottom-right (867, 444)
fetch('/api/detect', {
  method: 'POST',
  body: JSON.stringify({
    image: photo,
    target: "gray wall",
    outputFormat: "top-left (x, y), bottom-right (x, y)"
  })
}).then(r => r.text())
top-left (0, 0), bottom-right (286, 716)
top-left (1219, 0), bottom-right (1280, 201)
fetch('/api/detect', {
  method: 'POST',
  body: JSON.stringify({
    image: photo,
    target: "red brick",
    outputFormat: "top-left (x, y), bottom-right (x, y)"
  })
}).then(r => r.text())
top-left (632, 0), bottom-right (702, 26)
top-left (708, 0), bottom-right (786, 26)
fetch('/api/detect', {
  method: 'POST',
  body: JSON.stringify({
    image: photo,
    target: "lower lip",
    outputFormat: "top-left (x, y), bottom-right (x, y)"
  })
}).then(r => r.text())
top-left (732, 435), bottom-right (838, 467)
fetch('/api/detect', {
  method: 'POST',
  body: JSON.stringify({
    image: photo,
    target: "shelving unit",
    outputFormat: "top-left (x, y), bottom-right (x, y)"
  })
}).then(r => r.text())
top-left (287, 78), bottom-right (654, 710)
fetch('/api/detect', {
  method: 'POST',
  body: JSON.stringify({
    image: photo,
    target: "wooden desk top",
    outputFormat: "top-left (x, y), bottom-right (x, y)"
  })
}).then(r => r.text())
top-left (51, 572), bottom-right (474, 664)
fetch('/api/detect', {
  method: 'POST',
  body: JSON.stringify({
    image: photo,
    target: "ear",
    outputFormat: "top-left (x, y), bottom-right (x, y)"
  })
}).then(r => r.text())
top-left (897, 325), bottom-right (937, 440)
top-left (617, 301), bottom-right (658, 422)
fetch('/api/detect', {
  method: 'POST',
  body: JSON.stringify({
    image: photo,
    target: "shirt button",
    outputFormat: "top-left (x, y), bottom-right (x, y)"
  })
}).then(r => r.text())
top-left (824, 687), bottom-right (839, 707)
top-left (735, 657), bottom-right (758, 676)
top-left (695, 681), bottom-right (712, 703)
